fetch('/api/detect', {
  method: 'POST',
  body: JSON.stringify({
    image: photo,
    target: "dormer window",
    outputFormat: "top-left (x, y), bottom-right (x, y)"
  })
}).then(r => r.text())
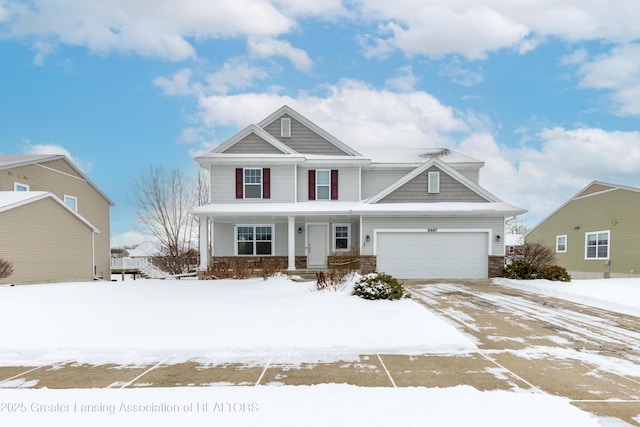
top-left (281, 117), bottom-right (291, 138)
top-left (428, 171), bottom-right (440, 193)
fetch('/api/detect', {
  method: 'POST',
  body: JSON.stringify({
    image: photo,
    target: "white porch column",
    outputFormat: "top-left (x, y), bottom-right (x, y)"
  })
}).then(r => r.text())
top-left (287, 216), bottom-right (296, 271)
top-left (199, 216), bottom-right (209, 270)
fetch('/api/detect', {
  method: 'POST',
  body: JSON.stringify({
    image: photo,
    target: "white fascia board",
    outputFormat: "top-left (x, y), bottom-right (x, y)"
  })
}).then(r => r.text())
top-left (206, 124), bottom-right (296, 156)
top-left (196, 154), bottom-right (305, 166)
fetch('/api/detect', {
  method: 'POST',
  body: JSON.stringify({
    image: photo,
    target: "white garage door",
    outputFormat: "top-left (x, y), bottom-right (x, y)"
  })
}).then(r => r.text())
top-left (376, 231), bottom-right (488, 279)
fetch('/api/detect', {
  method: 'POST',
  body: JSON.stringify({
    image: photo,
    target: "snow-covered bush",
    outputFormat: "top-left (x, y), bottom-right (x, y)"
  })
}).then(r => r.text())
top-left (352, 272), bottom-right (409, 300)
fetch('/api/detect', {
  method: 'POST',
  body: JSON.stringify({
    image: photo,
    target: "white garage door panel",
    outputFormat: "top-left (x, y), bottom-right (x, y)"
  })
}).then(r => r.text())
top-left (376, 232), bottom-right (488, 279)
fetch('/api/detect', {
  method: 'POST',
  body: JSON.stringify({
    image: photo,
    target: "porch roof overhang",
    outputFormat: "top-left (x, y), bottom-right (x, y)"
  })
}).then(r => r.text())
top-left (193, 201), bottom-right (527, 220)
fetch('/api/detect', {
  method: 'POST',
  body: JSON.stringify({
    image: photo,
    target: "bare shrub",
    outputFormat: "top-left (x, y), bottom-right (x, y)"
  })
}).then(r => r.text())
top-left (0, 259), bottom-right (13, 280)
top-left (517, 242), bottom-right (556, 266)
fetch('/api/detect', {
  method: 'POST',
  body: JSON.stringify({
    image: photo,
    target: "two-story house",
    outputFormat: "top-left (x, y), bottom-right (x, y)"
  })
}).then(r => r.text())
top-left (0, 154), bottom-right (114, 284)
top-left (193, 106), bottom-right (526, 279)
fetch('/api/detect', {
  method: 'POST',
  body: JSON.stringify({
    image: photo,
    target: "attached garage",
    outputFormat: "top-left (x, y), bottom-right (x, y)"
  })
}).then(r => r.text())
top-left (375, 230), bottom-right (489, 279)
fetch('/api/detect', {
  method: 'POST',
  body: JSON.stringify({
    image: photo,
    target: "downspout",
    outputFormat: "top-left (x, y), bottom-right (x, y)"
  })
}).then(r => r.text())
top-left (92, 231), bottom-right (102, 280)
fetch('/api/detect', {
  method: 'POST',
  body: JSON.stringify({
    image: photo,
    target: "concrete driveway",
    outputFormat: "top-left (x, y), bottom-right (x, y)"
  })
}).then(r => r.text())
top-left (1, 280), bottom-right (639, 425)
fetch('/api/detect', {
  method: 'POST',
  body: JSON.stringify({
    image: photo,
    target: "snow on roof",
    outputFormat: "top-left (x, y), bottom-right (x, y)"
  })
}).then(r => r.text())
top-left (128, 240), bottom-right (161, 257)
top-left (193, 201), bottom-right (527, 217)
top-left (0, 154), bottom-right (61, 169)
top-left (364, 148), bottom-right (483, 165)
top-left (505, 234), bottom-right (524, 246)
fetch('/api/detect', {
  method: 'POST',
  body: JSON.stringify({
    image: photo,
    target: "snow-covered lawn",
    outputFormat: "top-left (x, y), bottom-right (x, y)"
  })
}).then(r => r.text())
top-left (495, 277), bottom-right (640, 317)
top-left (0, 275), bottom-right (474, 366)
top-left (0, 275), bottom-right (626, 426)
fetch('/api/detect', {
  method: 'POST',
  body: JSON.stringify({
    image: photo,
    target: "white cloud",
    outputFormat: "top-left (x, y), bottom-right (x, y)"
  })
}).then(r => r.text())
top-left (439, 59), bottom-right (484, 87)
top-left (385, 65), bottom-right (418, 92)
top-left (7, 0), bottom-right (294, 61)
top-left (248, 37), bottom-right (313, 71)
top-left (357, 1), bottom-right (640, 59)
top-left (206, 58), bottom-right (271, 94)
top-left (22, 142), bottom-right (94, 173)
top-left (153, 68), bottom-right (202, 97)
top-left (576, 43), bottom-right (640, 116)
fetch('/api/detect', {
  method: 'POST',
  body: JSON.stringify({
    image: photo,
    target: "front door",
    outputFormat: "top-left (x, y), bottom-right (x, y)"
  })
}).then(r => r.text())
top-left (307, 224), bottom-right (328, 268)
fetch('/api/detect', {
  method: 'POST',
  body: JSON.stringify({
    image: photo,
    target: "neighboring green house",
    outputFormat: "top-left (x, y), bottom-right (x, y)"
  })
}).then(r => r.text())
top-left (526, 181), bottom-right (640, 279)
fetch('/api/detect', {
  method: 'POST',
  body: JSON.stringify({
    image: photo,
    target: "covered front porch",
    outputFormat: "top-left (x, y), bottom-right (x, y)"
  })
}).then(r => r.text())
top-left (194, 203), bottom-right (365, 272)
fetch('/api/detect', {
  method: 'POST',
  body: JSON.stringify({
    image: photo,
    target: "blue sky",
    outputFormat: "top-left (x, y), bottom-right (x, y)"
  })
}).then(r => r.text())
top-left (1, 1), bottom-right (639, 246)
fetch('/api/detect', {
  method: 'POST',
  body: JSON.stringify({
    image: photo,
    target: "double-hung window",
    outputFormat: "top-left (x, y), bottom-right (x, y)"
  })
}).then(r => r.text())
top-left (308, 169), bottom-right (338, 200)
top-left (244, 168), bottom-right (262, 199)
top-left (585, 231), bottom-right (609, 259)
top-left (556, 235), bottom-right (567, 253)
top-left (333, 224), bottom-right (350, 251)
top-left (236, 225), bottom-right (274, 256)
top-left (316, 170), bottom-right (331, 200)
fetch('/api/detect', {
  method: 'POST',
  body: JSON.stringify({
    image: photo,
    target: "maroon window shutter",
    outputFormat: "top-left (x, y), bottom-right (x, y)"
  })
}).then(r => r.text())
top-left (308, 170), bottom-right (316, 200)
top-left (262, 168), bottom-right (271, 199)
top-left (330, 169), bottom-right (338, 200)
top-left (235, 168), bottom-right (243, 199)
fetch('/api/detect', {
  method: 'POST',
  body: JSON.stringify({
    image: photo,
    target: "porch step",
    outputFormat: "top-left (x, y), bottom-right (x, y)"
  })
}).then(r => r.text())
top-left (286, 269), bottom-right (323, 282)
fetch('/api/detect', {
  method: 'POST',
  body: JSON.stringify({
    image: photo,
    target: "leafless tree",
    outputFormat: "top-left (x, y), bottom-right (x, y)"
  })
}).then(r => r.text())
top-left (130, 166), bottom-right (204, 275)
top-left (506, 216), bottom-right (529, 234)
top-left (516, 242), bottom-right (556, 266)
top-left (0, 259), bottom-right (13, 280)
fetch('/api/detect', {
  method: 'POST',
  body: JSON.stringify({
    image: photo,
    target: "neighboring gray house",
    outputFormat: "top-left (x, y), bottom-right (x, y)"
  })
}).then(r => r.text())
top-left (193, 106), bottom-right (526, 279)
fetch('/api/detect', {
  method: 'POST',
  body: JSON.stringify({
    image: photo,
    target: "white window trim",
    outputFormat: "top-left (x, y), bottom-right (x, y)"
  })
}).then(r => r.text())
top-left (584, 230), bottom-right (610, 260)
top-left (281, 117), bottom-right (291, 138)
top-left (243, 167), bottom-right (263, 200)
top-left (428, 171), bottom-right (440, 194)
top-left (556, 235), bottom-right (567, 253)
top-left (14, 182), bottom-right (29, 191)
top-left (332, 223), bottom-right (351, 252)
top-left (316, 169), bottom-right (331, 200)
top-left (64, 194), bottom-right (78, 211)
top-left (234, 224), bottom-right (275, 256)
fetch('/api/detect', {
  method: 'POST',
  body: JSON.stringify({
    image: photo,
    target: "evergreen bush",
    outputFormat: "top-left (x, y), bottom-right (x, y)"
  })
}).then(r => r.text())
top-left (539, 265), bottom-right (572, 282)
top-left (352, 272), bottom-right (409, 300)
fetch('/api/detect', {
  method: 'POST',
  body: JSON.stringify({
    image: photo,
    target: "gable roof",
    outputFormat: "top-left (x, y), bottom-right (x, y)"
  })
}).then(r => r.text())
top-left (257, 105), bottom-right (363, 157)
top-left (527, 180), bottom-right (640, 235)
top-left (209, 124), bottom-right (296, 155)
top-left (0, 154), bottom-right (115, 206)
top-left (366, 156), bottom-right (501, 204)
top-left (0, 191), bottom-right (100, 233)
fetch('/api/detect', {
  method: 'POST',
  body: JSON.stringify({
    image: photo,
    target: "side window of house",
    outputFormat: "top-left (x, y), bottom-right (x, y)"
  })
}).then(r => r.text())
top-left (333, 224), bottom-right (350, 251)
top-left (585, 231), bottom-right (609, 259)
top-left (556, 235), bottom-right (567, 253)
top-left (316, 170), bottom-right (330, 200)
top-left (64, 195), bottom-right (78, 211)
top-left (14, 182), bottom-right (29, 191)
top-left (281, 117), bottom-right (291, 138)
top-left (236, 225), bottom-right (274, 256)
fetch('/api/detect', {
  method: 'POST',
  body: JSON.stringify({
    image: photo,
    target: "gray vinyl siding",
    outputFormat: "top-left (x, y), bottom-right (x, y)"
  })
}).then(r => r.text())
top-left (297, 166), bottom-right (360, 201)
top-left (457, 168), bottom-right (479, 183)
top-left (0, 198), bottom-right (95, 284)
top-left (213, 222), bottom-right (306, 256)
top-left (360, 216), bottom-right (504, 256)
top-left (210, 164), bottom-right (295, 203)
top-left (0, 161), bottom-right (111, 280)
top-left (222, 133), bottom-right (286, 154)
top-left (378, 166), bottom-right (488, 203)
top-left (361, 169), bottom-right (413, 199)
top-left (263, 114), bottom-right (349, 155)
